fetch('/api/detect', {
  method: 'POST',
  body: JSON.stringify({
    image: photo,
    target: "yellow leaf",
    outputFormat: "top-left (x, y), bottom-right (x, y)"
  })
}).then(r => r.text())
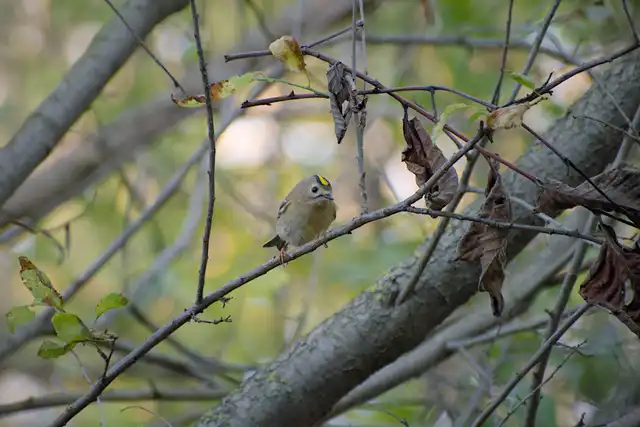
top-left (486, 103), bottom-right (531, 131)
top-left (171, 72), bottom-right (259, 107)
top-left (269, 35), bottom-right (307, 74)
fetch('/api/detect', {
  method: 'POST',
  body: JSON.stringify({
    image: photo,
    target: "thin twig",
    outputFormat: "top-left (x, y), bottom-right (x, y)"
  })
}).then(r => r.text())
top-left (500, 340), bottom-right (586, 427)
top-left (352, 0), bottom-right (368, 213)
top-left (0, 387), bottom-right (227, 415)
top-left (190, 0), bottom-right (217, 305)
top-left (365, 34), bottom-right (577, 64)
top-left (241, 85), bottom-right (493, 109)
top-left (506, 43), bottom-right (640, 107)
top-left (102, 0), bottom-right (185, 92)
top-left (405, 207), bottom-right (601, 245)
top-left (621, 0), bottom-right (639, 43)
top-left (523, 123), bottom-right (634, 220)
top-left (470, 304), bottom-right (591, 427)
top-left (507, 0), bottom-right (562, 103)
top-left (523, 215), bottom-right (594, 427)
top-left (491, 0), bottom-right (515, 104)
top-left (446, 305), bottom-right (584, 350)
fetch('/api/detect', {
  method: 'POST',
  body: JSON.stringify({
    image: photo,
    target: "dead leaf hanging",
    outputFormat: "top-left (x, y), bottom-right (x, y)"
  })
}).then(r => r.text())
top-left (536, 166), bottom-right (640, 227)
top-left (401, 113), bottom-right (459, 210)
top-left (326, 62), bottom-right (351, 144)
top-left (458, 168), bottom-right (512, 316)
top-left (579, 223), bottom-right (640, 338)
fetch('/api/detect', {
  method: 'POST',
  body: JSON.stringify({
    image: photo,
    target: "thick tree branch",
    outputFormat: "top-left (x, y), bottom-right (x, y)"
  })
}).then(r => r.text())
top-left (197, 48), bottom-right (640, 427)
top-left (0, 0), bottom-right (190, 211)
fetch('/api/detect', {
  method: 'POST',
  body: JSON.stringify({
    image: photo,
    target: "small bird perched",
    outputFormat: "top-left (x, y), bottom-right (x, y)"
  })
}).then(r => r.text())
top-left (263, 174), bottom-right (337, 265)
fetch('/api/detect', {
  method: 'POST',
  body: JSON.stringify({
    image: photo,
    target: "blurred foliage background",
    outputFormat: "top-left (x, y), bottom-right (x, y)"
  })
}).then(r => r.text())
top-left (1, 0), bottom-right (640, 426)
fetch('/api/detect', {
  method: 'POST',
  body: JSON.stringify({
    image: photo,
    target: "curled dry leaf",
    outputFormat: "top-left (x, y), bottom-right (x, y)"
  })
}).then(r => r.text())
top-left (486, 103), bottom-right (531, 131)
top-left (401, 113), bottom-right (459, 210)
top-left (536, 166), bottom-right (640, 226)
top-left (579, 224), bottom-right (640, 338)
top-left (326, 62), bottom-right (351, 144)
top-left (458, 169), bottom-right (512, 316)
top-left (172, 72), bottom-right (258, 107)
top-left (269, 35), bottom-right (308, 76)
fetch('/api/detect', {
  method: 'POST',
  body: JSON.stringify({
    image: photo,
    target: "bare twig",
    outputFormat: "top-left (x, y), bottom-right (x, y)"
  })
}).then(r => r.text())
top-left (470, 304), bottom-right (591, 427)
top-left (0, 387), bottom-right (227, 416)
top-left (490, 0), bottom-right (515, 104)
top-left (523, 215), bottom-right (594, 427)
top-left (500, 340), bottom-right (586, 427)
top-left (103, 0), bottom-right (185, 92)
top-left (621, 0), bottom-right (639, 43)
top-left (446, 305), bottom-right (584, 350)
top-left (190, 0), bottom-right (217, 305)
top-left (365, 34), bottom-right (577, 64)
top-left (352, 0), bottom-right (368, 213)
top-left (507, 43), bottom-right (640, 107)
top-left (507, 0), bottom-right (562, 102)
top-left (405, 207), bottom-right (601, 245)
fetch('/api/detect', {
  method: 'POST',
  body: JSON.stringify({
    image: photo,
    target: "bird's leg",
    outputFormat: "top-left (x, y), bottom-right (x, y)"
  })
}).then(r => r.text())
top-left (279, 247), bottom-right (287, 267)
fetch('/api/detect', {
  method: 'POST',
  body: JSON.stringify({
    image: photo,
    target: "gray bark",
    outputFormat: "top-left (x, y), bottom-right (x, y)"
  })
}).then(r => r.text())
top-left (0, 0), bottom-right (190, 211)
top-left (198, 49), bottom-right (640, 427)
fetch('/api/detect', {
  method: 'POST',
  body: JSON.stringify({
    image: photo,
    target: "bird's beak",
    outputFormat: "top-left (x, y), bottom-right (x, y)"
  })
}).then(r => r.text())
top-left (323, 193), bottom-right (334, 200)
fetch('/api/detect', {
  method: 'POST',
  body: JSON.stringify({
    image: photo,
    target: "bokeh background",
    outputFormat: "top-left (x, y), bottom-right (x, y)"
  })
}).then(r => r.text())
top-left (1, 0), bottom-right (640, 426)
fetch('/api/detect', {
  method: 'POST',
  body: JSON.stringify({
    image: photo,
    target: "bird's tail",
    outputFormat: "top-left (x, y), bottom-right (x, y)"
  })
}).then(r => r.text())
top-left (262, 235), bottom-right (286, 250)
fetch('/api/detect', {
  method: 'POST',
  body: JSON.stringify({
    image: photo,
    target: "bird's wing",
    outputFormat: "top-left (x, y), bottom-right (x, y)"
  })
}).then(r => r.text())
top-left (276, 198), bottom-right (290, 220)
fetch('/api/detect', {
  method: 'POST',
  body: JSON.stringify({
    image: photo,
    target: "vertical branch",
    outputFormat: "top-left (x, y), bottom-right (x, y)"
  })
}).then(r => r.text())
top-left (491, 0), bottom-right (515, 104)
top-left (190, 0), bottom-right (217, 304)
top-left (507, 0), bottom-right (562, 103)
top-left (353, 0), bottom-right (368, 213)
top-left (521, 215), bottom-right (593, 427)
top-left (622, 0), bottom-right (639, 43)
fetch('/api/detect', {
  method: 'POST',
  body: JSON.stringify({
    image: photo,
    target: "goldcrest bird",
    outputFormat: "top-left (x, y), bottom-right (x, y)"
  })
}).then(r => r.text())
top-left (263, 174), bottom-right (337, 264)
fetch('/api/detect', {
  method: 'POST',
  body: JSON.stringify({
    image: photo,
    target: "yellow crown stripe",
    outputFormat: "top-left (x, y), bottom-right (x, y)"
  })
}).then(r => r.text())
top-left (315, 175), bottom-right (330, 186)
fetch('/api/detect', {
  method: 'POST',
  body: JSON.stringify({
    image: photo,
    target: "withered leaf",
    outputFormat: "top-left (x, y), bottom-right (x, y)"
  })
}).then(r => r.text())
top-left (579, 223), bottom-right (640, 338)
top-left (458, 170), bottom-right (512, 316)
top-left (326, 62), bottom-right (352, 144)
top-left (536, 166), bottom-right (640, 226)
top-left (401, 113), bottom-right (459, 210)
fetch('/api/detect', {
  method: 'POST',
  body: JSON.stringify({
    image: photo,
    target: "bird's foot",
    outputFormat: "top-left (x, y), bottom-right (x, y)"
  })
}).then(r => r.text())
top-left (279, 248), bottom-right (288, 267)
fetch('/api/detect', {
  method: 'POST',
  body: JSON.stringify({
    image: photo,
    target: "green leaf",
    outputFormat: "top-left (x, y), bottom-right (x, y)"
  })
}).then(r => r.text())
top-left (37, 339), bottom-right (75, 359)
top-left (95, 292), bottom-right (129, 319)
top-left (432, 103), bottom-right (470, 141)
top-left (52, 312), bottom-right (92, 344)
top-left (506, 70), bottom-right (537, 90)
top-left (6, 305), bottom-right (36, 333)
top-left (18, 256), bottom-right (63, 310)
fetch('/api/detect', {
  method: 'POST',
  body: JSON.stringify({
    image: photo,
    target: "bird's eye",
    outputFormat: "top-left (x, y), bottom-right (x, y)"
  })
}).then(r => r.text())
top-left (311, 186), bottom-right (319, 193)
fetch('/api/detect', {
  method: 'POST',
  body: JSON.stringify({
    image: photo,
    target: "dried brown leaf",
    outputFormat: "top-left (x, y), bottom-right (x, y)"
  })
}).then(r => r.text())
top-left (458, 170), bottom-right (512, 316)
top-left (326, 62), bottom-right (351, 144)
top-left (579, 223), bottom-right (640, 338)
top-left (536, 166), bottom-right (640, 226)
top-left (401, 114), bottom-right (459, 210)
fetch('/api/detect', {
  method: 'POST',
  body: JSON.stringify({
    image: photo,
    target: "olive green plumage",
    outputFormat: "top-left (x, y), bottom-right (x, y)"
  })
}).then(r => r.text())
top-left (263, 175), bottom-right (337, 255)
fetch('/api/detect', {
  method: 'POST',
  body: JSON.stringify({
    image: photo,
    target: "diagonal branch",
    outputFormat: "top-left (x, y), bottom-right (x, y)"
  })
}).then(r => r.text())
top-left (0, 0), bottom-right (189, 211)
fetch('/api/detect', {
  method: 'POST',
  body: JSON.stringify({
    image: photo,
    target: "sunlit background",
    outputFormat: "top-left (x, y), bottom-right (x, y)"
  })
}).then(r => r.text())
top-left (0, 0), bottom-right (639, 426)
